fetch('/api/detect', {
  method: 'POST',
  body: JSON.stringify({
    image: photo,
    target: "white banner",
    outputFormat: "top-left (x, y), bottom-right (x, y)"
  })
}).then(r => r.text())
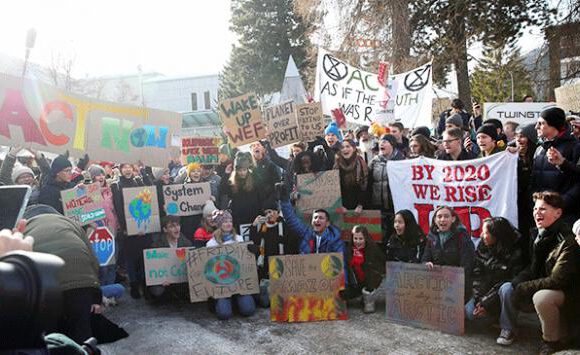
top-left (387, 152), bottom-right (518, 239)
top-left (483, 102), bottom-right (557, 125)
top-left (314, 48), bottom-right (432, 128)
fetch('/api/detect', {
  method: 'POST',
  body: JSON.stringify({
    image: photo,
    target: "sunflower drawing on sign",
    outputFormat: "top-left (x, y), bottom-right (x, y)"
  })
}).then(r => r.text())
top-left (129, 188), bottom-right (153, 230)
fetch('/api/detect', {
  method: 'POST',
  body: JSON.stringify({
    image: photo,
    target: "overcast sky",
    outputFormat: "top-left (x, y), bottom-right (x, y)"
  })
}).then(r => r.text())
top-left (0, 0), bottom-right (235, 78)
top-left (0, 0), bottom-right (558, 80)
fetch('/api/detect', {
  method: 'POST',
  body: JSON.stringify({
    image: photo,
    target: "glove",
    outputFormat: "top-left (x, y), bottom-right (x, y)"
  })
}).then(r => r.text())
top-left (275, 182), bottom-right (290, 202)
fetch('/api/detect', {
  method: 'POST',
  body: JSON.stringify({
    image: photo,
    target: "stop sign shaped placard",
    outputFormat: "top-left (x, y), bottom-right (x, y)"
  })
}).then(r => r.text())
top-left (89, 227), bottom-right (115, 266)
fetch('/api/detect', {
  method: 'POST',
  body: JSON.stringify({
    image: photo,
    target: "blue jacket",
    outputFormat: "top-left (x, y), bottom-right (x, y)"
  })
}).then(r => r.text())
top-left (280, 200), bottom-right (348, 283)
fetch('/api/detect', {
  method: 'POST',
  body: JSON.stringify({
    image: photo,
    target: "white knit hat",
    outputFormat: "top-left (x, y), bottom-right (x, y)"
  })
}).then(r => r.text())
top-left (12, 164), bottom-right (34, 182)
top-left (202, 200), bottom-right (218, 218)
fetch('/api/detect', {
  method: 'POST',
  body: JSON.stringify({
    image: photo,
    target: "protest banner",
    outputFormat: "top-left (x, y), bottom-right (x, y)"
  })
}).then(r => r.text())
top-left (296, 102), bottom-right (324, 142)
top-left (186, 242), bottom-right (259, 303)
top-left (162, 182), bottom-right (211, 216)
top-left (314, 48), bottom-right (432, 128)
top-left (144, 247), bottom-right (190, 286)
top-left (387, 152), bottom-right (518, 239)
top-left (555, 82), bottom-right (580, 113)
top-left (122, 186), bottom-right (161, 235)
top-left (295, 170), bottom-right (342, 223)
top-left (0, 73), bottom-right (181, 166)
top-left (263, 100), bottom-right (301, 148)
top-left (181, 136), bottom-right (221, 165)
top-left (88, 227), bottom-right (115, 266)
top-left (483, 102), bottom-right (558, 125)
top-left (269, 253), bottom-right (347, 322)
top-left (339, 210), bottom-right (382, 242)
top-left (61, 183), bottom-right (105, 225)
top-left (219, 93), bottom-right (266, 147)
top-left (385, 262), bottom-right (464, 335)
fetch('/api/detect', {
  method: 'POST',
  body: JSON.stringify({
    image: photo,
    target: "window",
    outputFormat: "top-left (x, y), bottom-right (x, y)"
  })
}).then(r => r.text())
top-left (191, 93), bottom-right (198, 111)
top-left (204, 91), bottom-right (211, 110)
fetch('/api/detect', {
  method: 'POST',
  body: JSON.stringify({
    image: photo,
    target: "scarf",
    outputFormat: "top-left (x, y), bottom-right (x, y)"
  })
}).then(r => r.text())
top-left (335, 154), bottom-right (368, 190)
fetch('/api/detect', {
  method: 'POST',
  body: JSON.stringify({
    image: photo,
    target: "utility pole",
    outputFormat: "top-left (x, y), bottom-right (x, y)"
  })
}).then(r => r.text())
top-left (22, 28), bottom-right (37, 77)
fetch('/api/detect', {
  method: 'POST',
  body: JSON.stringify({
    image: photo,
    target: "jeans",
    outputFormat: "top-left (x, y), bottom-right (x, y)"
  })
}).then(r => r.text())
top-left (102, 284), bottom-right (125, 299)
top-left (124, 235), bottom-right (152, 283)
top-left (465, 282), bottom-right (517, 331)
top-left (215, 295), bottom-right (256, 320)
top-left (253, 280), bottom-right (270, 308)
top-left (99, 264), bottom-right (117, 285)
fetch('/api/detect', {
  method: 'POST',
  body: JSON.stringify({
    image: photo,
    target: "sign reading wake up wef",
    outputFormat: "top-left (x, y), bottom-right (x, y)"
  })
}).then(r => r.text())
top-left (0, 73), bottom-right (181, 167)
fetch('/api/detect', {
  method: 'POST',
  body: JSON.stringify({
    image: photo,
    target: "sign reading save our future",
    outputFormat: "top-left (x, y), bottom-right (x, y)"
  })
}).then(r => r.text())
top-left (0, 73), bottom-right (181, 166)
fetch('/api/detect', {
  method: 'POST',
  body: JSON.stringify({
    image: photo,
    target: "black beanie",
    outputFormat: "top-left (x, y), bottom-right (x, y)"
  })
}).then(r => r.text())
top-left (477, 124), bottom-right (499, 141)
top-left (483, 118), bottom-right (503, 131)
top-left (540, 107), bottom-right (566, 131)
top-left (380, 134), bottom-right (398, 147)
top-left (411, 126), bottom-right (431, 139)
top-left (50, 155), bottom-right (72, 176)
top-left (515, 123), bottom-right (538, 145)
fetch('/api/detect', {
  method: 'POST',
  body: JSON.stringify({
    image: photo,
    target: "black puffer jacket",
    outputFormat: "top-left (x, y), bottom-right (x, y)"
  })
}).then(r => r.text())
top-left (38, 176), bottom-right (74, 214)
top-left (530, 131), bottom-right (580, 215)
top-left (385, 233), bottom-right (426, 263)
top-left (471, 242), bottom-right (525, 315)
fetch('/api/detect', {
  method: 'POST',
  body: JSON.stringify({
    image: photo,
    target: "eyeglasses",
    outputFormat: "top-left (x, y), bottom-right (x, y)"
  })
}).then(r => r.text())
top-left (441, 138), bottom-right (460, 144)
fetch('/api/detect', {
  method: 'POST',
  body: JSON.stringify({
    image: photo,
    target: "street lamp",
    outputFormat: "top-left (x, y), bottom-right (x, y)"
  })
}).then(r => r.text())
top-left (22, 28), bottom-right (37, 77)
top-left (508, 71), bottom-right (514, 102)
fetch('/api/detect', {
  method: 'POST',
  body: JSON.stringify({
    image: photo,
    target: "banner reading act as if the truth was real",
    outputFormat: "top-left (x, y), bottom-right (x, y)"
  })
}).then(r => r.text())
top-left (387, 152), bottom-right (518, 239)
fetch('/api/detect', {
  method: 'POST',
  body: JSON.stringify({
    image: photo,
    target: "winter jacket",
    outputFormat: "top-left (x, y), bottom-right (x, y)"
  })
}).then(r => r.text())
top-left (335, 155), bottom-right (368, 209)
top-left (367, 151), bottom-right (405, 211)
top-left (281, 199), bottom-right (348, 285)
top-left (253, 157), bottom-right (281, 208)
top-left (110, 175), bottom-right (145, 235)
top-left (151, 233), bottom-right (193, 248)
top-left (218, 174), bottom-right (261, 227)
top-left (0, 153), bottom-right (41, 204)
top-left (38, 176), bottom-right (74, 214)
top-left (26, 212), bottom-right (101, 300)
top-left (385, 233), bottom-right (426, 263)
top-left (206, 234), bottom-right (244, 247)
top-left (435, 149), bottom-right (477, 161)
top-left (422, 227), bottom-right (475, 298)
top-left (345, 237), bottom-right (386, 290)
top-left (471, 242), bottom-right (525, 315)
top-left (530, 131), bottom-right (580, 217)
top-left (512, 219), bottom-right (580, 317)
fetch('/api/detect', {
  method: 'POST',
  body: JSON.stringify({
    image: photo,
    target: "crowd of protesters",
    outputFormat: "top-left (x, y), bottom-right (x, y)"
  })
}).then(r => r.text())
top-left (1, 97), bottom-right (580, 355)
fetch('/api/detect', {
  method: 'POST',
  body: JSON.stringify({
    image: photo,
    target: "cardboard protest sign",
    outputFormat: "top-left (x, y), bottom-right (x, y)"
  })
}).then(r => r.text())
top-left (181, 136), bottom-right (221, 165)
top-left (339, 210), bottom-right (382, 242)
top-left (239, 223), bottom-right (252, 242)
top-left (387, 152), bottom-right (518, 239)
top-left (186, 242), bottom-right (259, 303)
top-left (555, 82), bottom-right (580, 113)
top-left (219, 93), bottom-right (266, 147)
top-left (263, 100), bottom-right (300, 148)
top-left (483, 102), bottom-right (557, 125)
top-left (122, 186), bottom-right (161, 235)
top-left (61, 183), bottom-right (105, 225)
top-left (269, 253), bottom-right (347, 322)
top-left (296, 102), bottom-right (324, 142)
top-left (385, 262), bottom-right (464, 335)
top-left (314, 48), bottom-right (432, 128)
top-left (144, 247), bottom-right (190, 286)
top-left (88, 227), bottom-right (115, 266)
top-left (295, 170), bottom-right (342, 223)
top-left (162, 182), bottom-right (211, 216)
top-left (0, 73), bottom-right (181, 166)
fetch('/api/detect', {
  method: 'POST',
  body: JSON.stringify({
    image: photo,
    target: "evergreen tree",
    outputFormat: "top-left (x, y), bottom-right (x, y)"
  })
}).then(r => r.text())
top-left (219, 0), bottom-right (311, 99)
top-left (470, 44), bottom-right (533, 103)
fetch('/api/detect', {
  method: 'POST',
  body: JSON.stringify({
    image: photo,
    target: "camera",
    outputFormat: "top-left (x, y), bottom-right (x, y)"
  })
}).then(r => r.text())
top-left (0, 251), bottom-right (62, 352)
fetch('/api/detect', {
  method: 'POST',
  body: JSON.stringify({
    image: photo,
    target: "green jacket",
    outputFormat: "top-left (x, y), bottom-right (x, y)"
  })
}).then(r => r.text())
top-left (513, 219), bottom-right (580, 316)
top-left (26, 213), bottom-right (100, 293)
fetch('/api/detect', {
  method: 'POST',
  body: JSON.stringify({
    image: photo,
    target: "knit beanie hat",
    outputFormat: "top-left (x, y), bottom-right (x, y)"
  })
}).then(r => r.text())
top-left (50, 154), bottom-right (72, 176)
top-left (151, 167), bottom-right (167, 181)
top-left (515, 123), bottom-right (538, 145)
top-left (87, 164), bottom-right (106, 179)
top-left (12, 164), bottom-right (34, 182)
top-left (540, 107), bottom-right (566, 131)
top-left (234, 152), bottom-right (252, 170)
top-left (262, 198), bottom-right (279, 213)
top-left (212, 210), bottom-right (233, 229)
top-left (380, 134), bottom-right (398, 147)
top-left (324, 122), bottom-right (343, 142)
top-left (445, 113), bottom-right (464, 129)
top-left (203, 200), bottom-right (218, 218)
top-left (354, 125), bottom-right (369, 140)
top-left (186, 163), bottom-right (202, 175)
top-left (477, 124), bottom-right (499, 141)
top-left (219, 143), bottom-right (231, 156)
top-left (483, 118), bottom-right (503, 131)
top-left (411, 126), bottom-right (431, 139)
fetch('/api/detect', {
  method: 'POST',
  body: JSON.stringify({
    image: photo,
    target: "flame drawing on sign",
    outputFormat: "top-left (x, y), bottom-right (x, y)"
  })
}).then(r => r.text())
top-left (129, 188), bottom-right (152, 230)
